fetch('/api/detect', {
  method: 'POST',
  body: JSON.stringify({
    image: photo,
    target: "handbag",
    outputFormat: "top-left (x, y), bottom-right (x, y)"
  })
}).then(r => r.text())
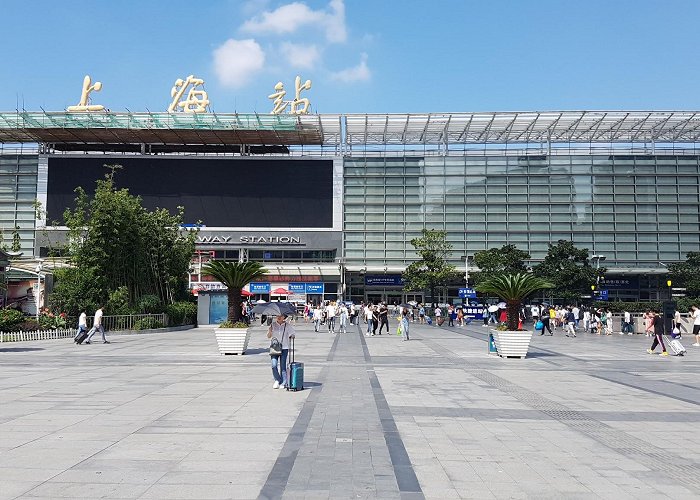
top-left (535, 321), bottom-right (544, 331)
top-left (269, 324), bottom-right (286, 356)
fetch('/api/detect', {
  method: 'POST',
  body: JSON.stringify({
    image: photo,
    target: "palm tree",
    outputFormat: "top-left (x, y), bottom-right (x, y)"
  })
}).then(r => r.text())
top-left (476, 273), bottom-right (554, 331)
top-left (202, 261), bottom-right (266, 324)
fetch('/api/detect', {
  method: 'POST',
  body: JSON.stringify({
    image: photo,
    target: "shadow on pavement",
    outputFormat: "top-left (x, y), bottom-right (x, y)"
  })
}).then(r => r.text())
top-left (0, 347), bottom-right (44, 353)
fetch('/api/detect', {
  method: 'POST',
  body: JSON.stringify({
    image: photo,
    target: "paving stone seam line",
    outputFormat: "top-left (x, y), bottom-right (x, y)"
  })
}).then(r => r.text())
top-left (588, 373), bottom-right (700, 407)
top-left (357, 326), bottom-right (425, 497)
top-left (449, 324), bottom-right (700, 407)
top-left (257, 332), bottom-right (340, 500)
top-left (418, 333), bottom-right (700, 494)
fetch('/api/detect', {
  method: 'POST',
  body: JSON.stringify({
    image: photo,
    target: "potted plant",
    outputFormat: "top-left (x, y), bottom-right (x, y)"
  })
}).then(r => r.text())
top-left (476, 273), bottom-right (553, 358)
top-left (202, 260), bottom-right (266, 355)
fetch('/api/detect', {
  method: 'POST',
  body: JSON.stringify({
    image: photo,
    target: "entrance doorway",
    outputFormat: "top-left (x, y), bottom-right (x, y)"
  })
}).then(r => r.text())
top-left (404, 293), bottom-right (424, 304)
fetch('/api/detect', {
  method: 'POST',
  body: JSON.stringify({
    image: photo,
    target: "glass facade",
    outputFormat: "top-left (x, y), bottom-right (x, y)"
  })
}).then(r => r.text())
top-left (343, 154), bottom-right (700, 268)
top-left (0, 154), bottom-right (38, 254)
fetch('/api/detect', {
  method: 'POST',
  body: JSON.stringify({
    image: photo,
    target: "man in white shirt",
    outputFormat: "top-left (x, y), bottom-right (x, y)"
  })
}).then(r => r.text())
top-left (530, 305), bottom-right (540, 324)
top-left (325, 302), bottom-right (337, 333)
top-left (74, 310), bottom-right (88, 343)
top-left (85, 306), bottom-right (108, 344)
top-left (691, 305), bottom-right (700, 347)
top-left (623, 310), bottom-right (632, 335)
top-left (571, 306), bottom-right (580, 330)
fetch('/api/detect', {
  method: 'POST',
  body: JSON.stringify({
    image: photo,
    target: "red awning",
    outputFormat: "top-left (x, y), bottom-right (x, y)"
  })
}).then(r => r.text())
top-left (241, 289), bottom-right (253, 297)
top-left (271, 287), bottom-right (290, 295)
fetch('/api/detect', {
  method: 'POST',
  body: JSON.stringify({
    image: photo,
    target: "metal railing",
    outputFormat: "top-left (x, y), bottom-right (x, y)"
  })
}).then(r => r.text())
top-left (84, 313), bottom-right (168, 331)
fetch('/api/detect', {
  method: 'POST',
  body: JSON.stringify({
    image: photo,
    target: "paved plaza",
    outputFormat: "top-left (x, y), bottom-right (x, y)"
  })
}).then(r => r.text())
top-left (0, 320), bottom-right (699, 499)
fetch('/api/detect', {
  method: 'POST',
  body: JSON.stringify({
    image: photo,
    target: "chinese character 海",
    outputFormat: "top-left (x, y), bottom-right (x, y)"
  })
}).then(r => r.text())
top-left (268, 75), bottom-right (312, 114)
top-left (66, 75), bottom-right (105, 112)
top-left (167, 75), bottom-right (210, 113)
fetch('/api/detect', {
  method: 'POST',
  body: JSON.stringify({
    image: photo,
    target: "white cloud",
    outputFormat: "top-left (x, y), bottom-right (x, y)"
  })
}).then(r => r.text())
top-left (213, 38), bottom-right (266, 88)
top-left (279, 42), bottom-right (320, 69)
top-left (330, 53), bottom-right (370, 83)
top-left (241, 0), bottom-right (346, 43)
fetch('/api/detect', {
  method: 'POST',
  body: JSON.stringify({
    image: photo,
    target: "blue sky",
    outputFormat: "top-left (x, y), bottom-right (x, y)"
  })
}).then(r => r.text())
top-left (2, 0), bottom-right (699, 114)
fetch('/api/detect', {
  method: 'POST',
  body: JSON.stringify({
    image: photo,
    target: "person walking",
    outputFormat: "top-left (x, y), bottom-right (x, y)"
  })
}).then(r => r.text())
top-left (85, 306), bottom-right (108, 344)
top-left (365, 304), bottom-right (374, 335)
top-left (326, 301), bottom-right (337, 333)
top-left (378, 303), bottom-right (389, 334)
top-left (621, 309), bottom-right (632, 335)
top-left (447, 305), bottom-right (455, 327)
top-left (647, 311), bottom-right (668, 356)
top-left (372, 305), bottom-right (381, 335)
top-left (74, 310), bottom-right (88, 343)
top-left (267, 314), bottom-right (296, 389)
top-left (339, 303), bottom-right (348, 334)
top-left (564, 307), bottom-right (577, 337)
top-left (399, 308), bottom-right (410, 341)
top-left (583, 309), bottom-right (591, 332)
top-left (673, 309), bottom-right (682, 338)
top-left (456, 306), bottom-right (464, 327)
top-left (418, 304), bottom-right (426, 324)
top-left (312, 305), bottom-right (322, 332)
top-left (691, 305), bottom-right (700, 347)
top-left (572, 305), bottom-right (580, 330)
top-left (540, 305), bottom-right (553, 335)
top-left (530, 304), bottom-right (540, 326)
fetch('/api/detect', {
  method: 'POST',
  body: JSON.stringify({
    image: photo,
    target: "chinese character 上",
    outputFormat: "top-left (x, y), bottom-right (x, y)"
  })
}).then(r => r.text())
top-left (66, 75), bottom-right (105, 112)
top-left (168, 75), bottom-right (210, 113)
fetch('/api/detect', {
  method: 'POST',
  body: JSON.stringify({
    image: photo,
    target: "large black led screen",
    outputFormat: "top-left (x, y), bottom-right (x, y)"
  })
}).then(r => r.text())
top-left (47, 157), bottom-right (334, 227)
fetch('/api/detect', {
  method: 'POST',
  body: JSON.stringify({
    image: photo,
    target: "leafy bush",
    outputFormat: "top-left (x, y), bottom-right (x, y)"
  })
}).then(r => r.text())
top-left (107, 287), bottom-right (133, 315)
top-left (218, 321), bottom-right (248, 328)
top-left (48, 266), bottom-right (104, 317)
top-left (15, 320), bottom-right (41, 331)
top-left (0, 309), bottom-right (26, 331)
top-left (133, 317), bottom-right (165, 330)
top-left (138, 295), bottom-right (163, 314)
top-left (592, 301), bottom-right (662, 313)
top-left (676, 297), bottom-right (700, 312)
top-left (166, 301), bottom-right (197, 326)
top-left (38, 310), bottom-right (68, 330)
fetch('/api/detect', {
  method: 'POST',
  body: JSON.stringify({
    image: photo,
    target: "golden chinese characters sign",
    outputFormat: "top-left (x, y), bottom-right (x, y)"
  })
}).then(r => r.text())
top-left (268, 76), bottom-right (312, 115)
top-left (66, 75), bottom-right (104, 112)
top-left (168, 75), bottom-right (210, 113)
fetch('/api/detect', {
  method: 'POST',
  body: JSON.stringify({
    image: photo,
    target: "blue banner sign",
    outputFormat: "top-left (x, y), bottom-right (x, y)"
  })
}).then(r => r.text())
top-left (209, 294), bottom-right (228, 324)
top-left (600, 277), bottom-right (638, 289)
top-left (365, 275), bottom-right (404, 286)
top-left (288, 283), bottom-right (306, 293)
top-left (305, 282), bottom-right (324, 294)
top-left (594, 289), bottom-right (609, 301)
top-left (249, 282), bottom-right (270, 293)
top-left (458, 288), bottom-right (477, 298)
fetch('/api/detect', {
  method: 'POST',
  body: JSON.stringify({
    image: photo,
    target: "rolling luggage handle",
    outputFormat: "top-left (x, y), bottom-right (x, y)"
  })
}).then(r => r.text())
top-left (286, 336), bottom-right (294, 391)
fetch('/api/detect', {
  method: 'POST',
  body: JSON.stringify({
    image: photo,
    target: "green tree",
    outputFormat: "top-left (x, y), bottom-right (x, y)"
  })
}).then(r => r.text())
top-left (668, 252), bottom-right (700, 297)
top-left (11, 226), bottom-right (21, 252)
top-left (202, 261), bottom-right (266, 324)
top-left (402, 229), bottom-right (460, 303)
top-left (532, 240), bottom-right (602, 302)
top-left (48, 267), bottom-right (105, 316)
top-left (476, 273), bottom-right (554, 330)
top-left (472, 244), bottom-right (530, 286)
top-left (52, 167), bottom-right (197, 315)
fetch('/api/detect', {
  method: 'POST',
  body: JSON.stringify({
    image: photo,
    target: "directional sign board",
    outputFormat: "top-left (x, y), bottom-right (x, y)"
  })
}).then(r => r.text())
top-left (458, 288), bottom-right (477, 299)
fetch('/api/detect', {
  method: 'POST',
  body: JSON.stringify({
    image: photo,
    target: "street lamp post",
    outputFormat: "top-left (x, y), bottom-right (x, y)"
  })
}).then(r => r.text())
top-left (667, 279), bottom-right (672, 301)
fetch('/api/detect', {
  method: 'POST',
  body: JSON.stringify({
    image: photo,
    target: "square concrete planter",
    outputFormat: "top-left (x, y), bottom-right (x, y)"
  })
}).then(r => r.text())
top-left (214, 327), bottom-right (251, 355)
top-left (493, 330), bottom-right (533, 359)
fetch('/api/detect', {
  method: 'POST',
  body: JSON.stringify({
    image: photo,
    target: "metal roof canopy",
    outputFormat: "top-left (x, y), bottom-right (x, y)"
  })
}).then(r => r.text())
top-left (343, 111), bottom-right (700, 146)
top-left (1, 111), bottom-right (700, 149)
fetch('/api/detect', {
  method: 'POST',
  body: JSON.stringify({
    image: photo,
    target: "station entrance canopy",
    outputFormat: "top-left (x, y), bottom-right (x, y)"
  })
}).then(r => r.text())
top-left (1, 111), bottom-right (700, 154)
